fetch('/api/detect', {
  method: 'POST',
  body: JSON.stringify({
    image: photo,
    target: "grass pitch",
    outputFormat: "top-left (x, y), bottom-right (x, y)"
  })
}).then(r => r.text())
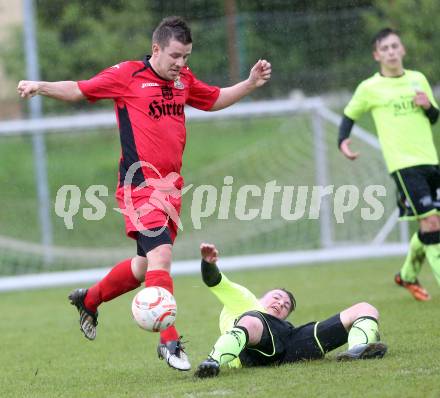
top-left (1, 256), bottom-right (440, 398)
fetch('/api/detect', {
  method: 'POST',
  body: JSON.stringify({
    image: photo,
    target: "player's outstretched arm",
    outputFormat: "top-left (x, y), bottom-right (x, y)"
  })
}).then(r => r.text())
top-left (200, 243), bottom-right (222, 287)
top-left (17, 80), bottom-right (85, 102)
top-left (338, 115), bottom-right (359, 160)
top-left (210, 59), bottom-right (271, 111)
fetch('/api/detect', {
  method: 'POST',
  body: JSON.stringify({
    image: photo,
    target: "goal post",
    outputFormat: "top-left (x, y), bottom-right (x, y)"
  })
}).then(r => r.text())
top-left (0, 98), bottom-right (408, 290)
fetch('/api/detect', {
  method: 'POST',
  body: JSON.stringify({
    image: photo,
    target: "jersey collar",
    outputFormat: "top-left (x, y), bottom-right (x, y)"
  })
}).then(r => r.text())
top-left (378, 70), bottom-right (406, 78)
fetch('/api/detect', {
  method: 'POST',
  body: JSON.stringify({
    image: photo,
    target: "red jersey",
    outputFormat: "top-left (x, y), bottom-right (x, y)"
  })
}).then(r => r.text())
top-left (78, 56), bottom-right (220, 187)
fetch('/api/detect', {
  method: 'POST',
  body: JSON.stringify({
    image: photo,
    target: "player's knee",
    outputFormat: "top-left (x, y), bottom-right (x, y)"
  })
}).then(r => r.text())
top-left (341, 302), bottom-right (379, 328)
top-left (353, 302), bottom-right (379, 320)
top-left (131, 256), bottom-right (148, 281)
top-left (236, 315), bottom-right (264, 345)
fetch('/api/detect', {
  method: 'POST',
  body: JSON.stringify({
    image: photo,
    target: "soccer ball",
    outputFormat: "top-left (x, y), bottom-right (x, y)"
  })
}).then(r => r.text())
top-left (131, 287), bottom-right (177, 332)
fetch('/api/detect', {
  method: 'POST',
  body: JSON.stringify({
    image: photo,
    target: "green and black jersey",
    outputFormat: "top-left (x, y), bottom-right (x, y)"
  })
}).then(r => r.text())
top-left (344, 70), bottom-right (439, 173)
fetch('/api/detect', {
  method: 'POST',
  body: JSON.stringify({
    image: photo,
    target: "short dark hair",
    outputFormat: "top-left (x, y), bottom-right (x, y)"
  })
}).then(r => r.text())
top-left (152, 16), bottom-right (192, 48)
top-left (281, 288), bottom-right (296, 314)
top-left (371, 28), bottom-right (400, 49)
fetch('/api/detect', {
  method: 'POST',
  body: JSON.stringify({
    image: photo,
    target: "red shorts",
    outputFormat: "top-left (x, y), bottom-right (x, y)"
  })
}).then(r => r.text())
top-left (115, 184), bottom-right (182, 242)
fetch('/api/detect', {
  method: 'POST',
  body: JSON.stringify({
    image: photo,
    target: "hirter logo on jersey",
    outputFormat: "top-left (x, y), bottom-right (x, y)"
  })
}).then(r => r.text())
top-left (148, 100), bottom-right (184, 120)
top-left (161, 86), bottom-right (173, 100)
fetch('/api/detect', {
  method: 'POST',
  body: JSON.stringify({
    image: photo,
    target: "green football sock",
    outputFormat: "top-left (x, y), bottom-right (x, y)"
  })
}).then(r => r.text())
top-left (348, 317), bottom-right (380, 349)
top-left (421, 243), bottom-right (440, 286)
top-left (400, 232), bottom-right (425, 282)
top-left (209, 327), bottom-right (248, 365)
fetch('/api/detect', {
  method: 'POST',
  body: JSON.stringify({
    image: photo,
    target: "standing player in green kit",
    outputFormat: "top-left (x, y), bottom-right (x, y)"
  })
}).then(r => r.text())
top-left (339, 28), bottom-right (440, 301)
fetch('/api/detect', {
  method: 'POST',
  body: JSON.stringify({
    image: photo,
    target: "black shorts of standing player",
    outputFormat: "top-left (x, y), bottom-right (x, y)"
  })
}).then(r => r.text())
top-left (136, 227), bottom-right (173, 257)
top-left (236, 311), bottom-right (348, 367)
top-left (391, 164), bottom-right (440, 221)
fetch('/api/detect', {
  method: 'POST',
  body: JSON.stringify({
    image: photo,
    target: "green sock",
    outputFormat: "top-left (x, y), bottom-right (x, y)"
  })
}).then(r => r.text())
top-left (400, 232), bottom-right (425, 282)
top-left (421, 243), bottom-right (440, 286)
top-left (209, 327), bottom-right (248, 365)
top-left (348, 317), bottom-right (380, 349)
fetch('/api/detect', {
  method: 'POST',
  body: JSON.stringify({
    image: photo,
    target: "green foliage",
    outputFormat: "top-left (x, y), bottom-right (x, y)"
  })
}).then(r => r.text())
top-left (237, 0), bottom-right (372, 12)
top-left (35, 0), bottom-right (153, 72)
top-left (6, 0), bottom-right (155, 113)
top-left (148, 0), bottom-right (224, 19)
top-left (365, 0), bottom-right (440, 81)
top-left (3, 1), bottom-right (379, 115)
top-left (185, 17), bottom-right (229, 85)
top-left (1, 258), bottom-right (440, 397)
top-left (4, 1), bottom-right (439, 113)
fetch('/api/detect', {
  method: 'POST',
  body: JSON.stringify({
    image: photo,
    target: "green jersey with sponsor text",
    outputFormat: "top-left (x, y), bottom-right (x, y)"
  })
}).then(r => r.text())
top-left (344, 70), bottom-right (438, 173)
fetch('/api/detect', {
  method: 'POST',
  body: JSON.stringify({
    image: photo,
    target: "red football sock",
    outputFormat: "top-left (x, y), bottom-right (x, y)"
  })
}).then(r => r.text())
top-left (145, 269), bottom-right (179, 343)
top-left (84, 258), bottom-right (141, 313)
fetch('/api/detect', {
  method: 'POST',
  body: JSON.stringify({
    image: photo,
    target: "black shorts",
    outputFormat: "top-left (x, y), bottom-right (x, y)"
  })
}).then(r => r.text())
top-left (391, 165), bottom-right (440, 220)
top-left (237, 311), bottom-right (348, 367)
top-left (136, 227), bottom-right (172, 257)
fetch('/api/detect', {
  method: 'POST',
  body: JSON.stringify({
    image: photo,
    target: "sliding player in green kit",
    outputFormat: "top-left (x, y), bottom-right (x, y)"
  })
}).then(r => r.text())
top-left (194, 243), bottom-right (387, 378)
top-left (339, 28), bottom-right (440, 301)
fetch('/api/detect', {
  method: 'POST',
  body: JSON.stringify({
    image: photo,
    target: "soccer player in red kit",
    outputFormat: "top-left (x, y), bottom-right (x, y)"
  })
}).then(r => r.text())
top-left (17, 16), bottom-right (271, 371)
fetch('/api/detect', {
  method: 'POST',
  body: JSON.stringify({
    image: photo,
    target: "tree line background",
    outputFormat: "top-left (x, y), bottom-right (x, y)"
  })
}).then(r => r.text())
top-left (3, 0), bottom-right (440, 114)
